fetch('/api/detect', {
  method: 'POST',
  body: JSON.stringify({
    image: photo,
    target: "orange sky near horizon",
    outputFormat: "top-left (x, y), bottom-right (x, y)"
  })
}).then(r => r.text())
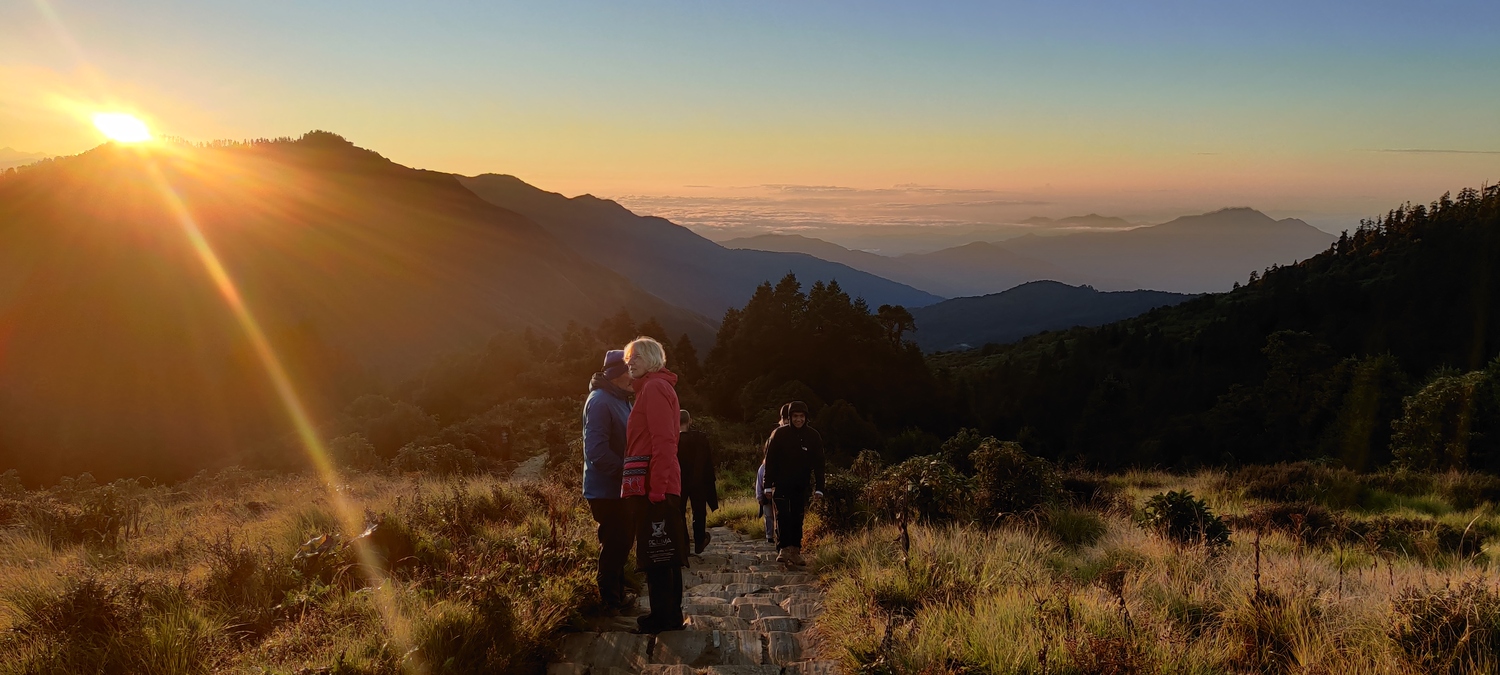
top-left (3, 1), bottom-right (1497, 236)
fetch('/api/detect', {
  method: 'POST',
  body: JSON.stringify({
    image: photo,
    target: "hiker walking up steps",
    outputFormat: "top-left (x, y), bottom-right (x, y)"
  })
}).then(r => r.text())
top-left (581, 349), bottom-right (633, 609)
top-left (677, 409), bottom-right (719, 555)
top-left (756, 404), bottom-right (791, 545)
top-left (762, 400), bottom-right (825, 566)
top-left (620, 337), bottom-right (689, 634)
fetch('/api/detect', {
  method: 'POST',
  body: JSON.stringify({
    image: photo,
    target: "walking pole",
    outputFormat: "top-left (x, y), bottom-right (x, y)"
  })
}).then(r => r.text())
top-left (768, 489), bottom-right (778, 545)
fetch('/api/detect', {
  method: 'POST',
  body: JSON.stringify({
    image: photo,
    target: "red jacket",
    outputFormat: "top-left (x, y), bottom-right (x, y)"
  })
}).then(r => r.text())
top-left (621, 369), bottom-right (681, 502)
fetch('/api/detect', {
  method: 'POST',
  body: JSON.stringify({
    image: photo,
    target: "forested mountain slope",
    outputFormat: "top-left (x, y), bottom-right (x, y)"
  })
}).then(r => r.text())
top-left (945, 188), bottom-right (1500, 470)
top-left (910, 281), bottom-right (1195, 352)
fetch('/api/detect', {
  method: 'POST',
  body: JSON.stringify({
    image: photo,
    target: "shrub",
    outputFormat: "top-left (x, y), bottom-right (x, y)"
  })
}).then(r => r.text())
top-left (938, 427), bottom-right (986, 475)
top-left (1140, 490), bottom-right (1230, 547)
top-left (4, 570), bottom-right (221, 675)
top-left (199, 534), bottom-right (300, 636)
top-left (1060, 473), bottom-right (1120, 509)
top-left (1437, 472), bottom-right (1500, 510)
top-left (1226, 462), bottom-right (1367, 508)
top-left (811, 472), bottom-right (869, 534)
top-left (1043, 507), bottom-right (1107, 548)
top-left (8, 482), bottom-right (144, 549)
top-left (1391, 581), bottom-right (1500, 673)
top-left (1230, 502), bottom-right (1341, 545)
top-left (971, 439), bottom-right (1059, 520)
top-left (865, 455), bottom-right (972, 524)
top-left (1391, 370), bottom-right (1490, 471)
top-left (393, 444), bottom-right (480, 476)
top-left (328, 433), bottom-right (382, 471)
top-left (1344, 515), bottom-right (1488, 559)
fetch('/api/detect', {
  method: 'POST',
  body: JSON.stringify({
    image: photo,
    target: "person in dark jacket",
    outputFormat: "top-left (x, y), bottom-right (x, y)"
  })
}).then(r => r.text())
top-left (761, 400), bottom-right (824, 566)
top-left (677, 410), bottom-right (719, 554)
top-left (581, 350), bottom-right (633, 608)
top-left (756, 404), bottom-right (791, 544)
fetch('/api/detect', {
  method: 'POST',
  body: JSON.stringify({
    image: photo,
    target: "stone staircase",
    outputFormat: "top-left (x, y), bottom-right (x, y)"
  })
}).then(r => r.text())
top-left (547, 526), bottom-right (839, 675)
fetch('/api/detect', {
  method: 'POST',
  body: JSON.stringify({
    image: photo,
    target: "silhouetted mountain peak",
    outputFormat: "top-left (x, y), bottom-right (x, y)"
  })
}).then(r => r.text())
top-left (1154, 207), bottom-right (1312, 232)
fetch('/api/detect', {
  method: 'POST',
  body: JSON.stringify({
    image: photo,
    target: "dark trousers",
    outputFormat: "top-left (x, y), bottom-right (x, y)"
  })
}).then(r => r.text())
top-left (587, 498), bottom-right (632, 606)
top-left (682, 494), bottom-right (709, 552)
top-left (643, 564), bottom-right (683, 630)
top-left (773, 487), bottom-right (809, 549)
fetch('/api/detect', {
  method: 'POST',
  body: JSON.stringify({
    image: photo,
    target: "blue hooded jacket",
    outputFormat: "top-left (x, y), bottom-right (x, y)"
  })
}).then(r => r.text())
top-left (582, 372), bottom-right (632, 499)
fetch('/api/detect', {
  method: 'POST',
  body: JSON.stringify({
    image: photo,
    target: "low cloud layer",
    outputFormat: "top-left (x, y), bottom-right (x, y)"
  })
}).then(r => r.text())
top-left (613, 185), bottom-right (1145, 254)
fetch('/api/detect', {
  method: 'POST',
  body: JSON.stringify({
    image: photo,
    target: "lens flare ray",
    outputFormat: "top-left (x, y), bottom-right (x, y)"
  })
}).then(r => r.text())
top-left (136, 150), bottom-right (419, 664)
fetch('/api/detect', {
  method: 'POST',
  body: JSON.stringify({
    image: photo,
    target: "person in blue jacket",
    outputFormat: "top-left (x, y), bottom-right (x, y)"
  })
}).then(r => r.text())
top-left (582, 349), bottom-right (633, 608)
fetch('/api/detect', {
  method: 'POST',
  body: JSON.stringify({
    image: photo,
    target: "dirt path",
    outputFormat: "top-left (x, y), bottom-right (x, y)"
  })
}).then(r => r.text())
top-left (547, 525), bottom-right (838, 675)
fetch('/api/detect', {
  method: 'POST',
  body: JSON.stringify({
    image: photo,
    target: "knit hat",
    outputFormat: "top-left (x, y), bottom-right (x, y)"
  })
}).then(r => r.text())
top-left (680, 409), bottom-right (692, 425)
top-left (602, 350), bottom-right (628, 379)
top-left (788, 400), bottom-right (809, 415)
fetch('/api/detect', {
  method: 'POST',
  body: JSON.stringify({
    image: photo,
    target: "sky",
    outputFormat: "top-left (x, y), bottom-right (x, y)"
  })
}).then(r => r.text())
top-left (3, 0), bottom-right (1498, 248)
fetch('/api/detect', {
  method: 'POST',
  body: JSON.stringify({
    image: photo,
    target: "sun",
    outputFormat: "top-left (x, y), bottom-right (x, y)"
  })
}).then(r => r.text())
top-left (92, 112), bottom-right (152, 143)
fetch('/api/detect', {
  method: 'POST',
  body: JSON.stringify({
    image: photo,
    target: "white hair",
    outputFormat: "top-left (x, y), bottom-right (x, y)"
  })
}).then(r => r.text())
top-left (625, 336), bottom-right (667, 373)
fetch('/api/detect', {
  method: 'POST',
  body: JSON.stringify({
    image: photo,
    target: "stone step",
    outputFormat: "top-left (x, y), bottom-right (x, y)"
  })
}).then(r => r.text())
top-left (784, 661), bottom-right (841, 675)
top-left (750, 617), bottom-right (800, 633)
top-left (735, 602), bottom-right (790, 621)
top-left (651, 629), bottom-right (763, 666)
top-left (779, 597), bottom-right (823, 620)
top-left (554, 632), bottom-right (652, 671)
top-left (683, 602), bottom-right (734, 617)
top-left (685, 615), bottom-right (752, 631)
top-left (766, 631), bottom-right (818, 665)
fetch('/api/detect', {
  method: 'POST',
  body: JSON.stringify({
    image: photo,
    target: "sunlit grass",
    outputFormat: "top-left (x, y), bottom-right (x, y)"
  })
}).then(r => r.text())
top-left (813, 470), bottom-right (1500, 674)
top-left (0, 467), bottom-right (598, 674)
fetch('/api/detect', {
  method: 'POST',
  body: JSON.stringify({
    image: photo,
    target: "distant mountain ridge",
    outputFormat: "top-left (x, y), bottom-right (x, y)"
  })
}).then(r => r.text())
top-left (727, 207), bottom-right (1335, 296)
top-left (910, 281), bottom-right (1196, 351)
top-left (1020, 213), bottom-right (1140, 230)
top-left (458, 174), bottom-right (942, 316)
top-left (0, 147), bottom-right (50, 171)
top-left (723, 234), bottom-right (1110, 297)
top-left (1004, 207), bottom-right (1334, 292)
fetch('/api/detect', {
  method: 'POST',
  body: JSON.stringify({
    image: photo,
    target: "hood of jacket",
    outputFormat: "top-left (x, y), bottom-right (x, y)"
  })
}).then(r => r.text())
top-left (589, 372), bottom-right (632, 401)
top-left (631, 369), bottom-right (678, 389)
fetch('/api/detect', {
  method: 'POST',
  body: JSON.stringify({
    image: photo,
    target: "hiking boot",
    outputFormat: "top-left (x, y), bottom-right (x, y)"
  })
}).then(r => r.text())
top-left (785, 546), bottom-right (804, 566)
top-left (776, 548), bottom-right (790, 563)
top-left (694, 531), bottom-right (712, 555)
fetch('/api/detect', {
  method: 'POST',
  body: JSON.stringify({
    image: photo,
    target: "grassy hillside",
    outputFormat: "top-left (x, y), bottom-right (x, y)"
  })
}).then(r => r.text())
top-left (0, 466), bottom-right (598, 674)
top-left (807, 443), bottom-right (1500, 674)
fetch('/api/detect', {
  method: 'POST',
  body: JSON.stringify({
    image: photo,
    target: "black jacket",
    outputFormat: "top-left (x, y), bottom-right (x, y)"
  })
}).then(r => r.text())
top-left (677, 429), bottom-right (719, 509)
top-left (762, 424), bottom-right (825, 494)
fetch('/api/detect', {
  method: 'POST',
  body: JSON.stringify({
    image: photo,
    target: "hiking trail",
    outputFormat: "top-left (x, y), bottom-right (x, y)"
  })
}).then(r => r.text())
top-left (546, 525), bottom-right (837, 675)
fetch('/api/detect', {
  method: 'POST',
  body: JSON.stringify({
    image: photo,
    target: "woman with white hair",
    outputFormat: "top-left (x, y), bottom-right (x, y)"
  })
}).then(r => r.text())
top-left (619, 336), bottom-right (688, 633)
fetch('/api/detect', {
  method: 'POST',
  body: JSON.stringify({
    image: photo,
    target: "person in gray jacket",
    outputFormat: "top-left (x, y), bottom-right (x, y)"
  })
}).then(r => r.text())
top-left (582, 349), bottom-right (633, 608)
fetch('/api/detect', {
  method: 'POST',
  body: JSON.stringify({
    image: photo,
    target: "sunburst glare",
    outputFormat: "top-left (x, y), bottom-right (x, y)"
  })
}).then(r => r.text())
top-left (92, 112), bottom-right (152, 142)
